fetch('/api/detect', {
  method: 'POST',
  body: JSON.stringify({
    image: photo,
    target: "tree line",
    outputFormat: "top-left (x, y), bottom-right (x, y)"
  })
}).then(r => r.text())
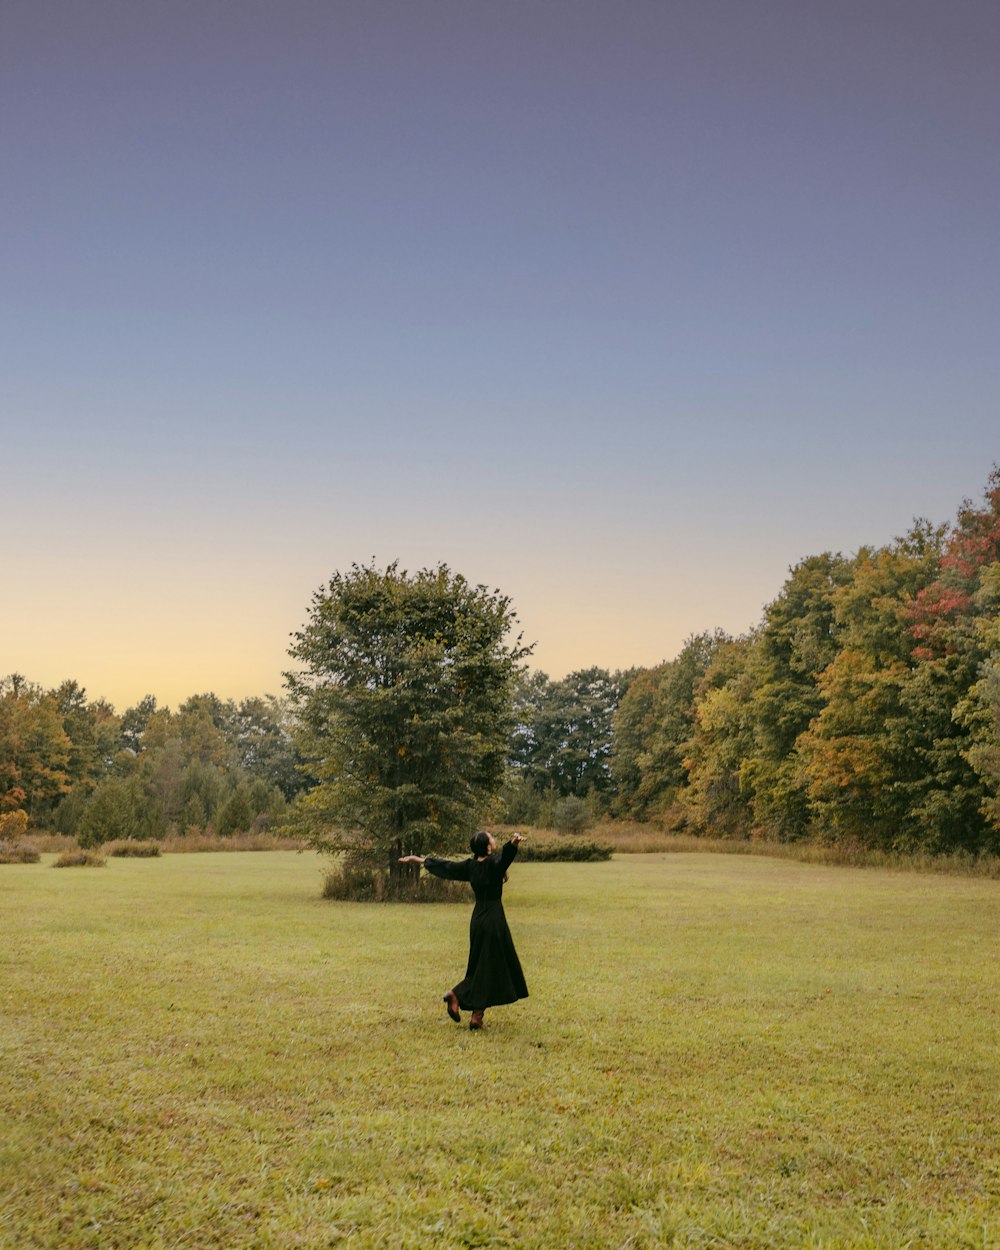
top-left (498, 469), bottom-right (1000, 854)
top-left (615, 469), bottom-right (1000, 853)
top-left (3, 470), bottom-right (998, 856)
top-left (0, 683), bottom-right (305, 844)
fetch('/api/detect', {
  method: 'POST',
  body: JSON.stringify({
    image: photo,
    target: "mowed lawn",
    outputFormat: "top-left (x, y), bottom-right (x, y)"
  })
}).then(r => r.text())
top-left (2, 852), bottom-right (999, 1250)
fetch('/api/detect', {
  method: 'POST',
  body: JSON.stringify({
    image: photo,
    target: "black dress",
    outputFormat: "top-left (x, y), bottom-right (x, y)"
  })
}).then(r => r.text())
top-left (423, 840), bottom-right (529, 1012)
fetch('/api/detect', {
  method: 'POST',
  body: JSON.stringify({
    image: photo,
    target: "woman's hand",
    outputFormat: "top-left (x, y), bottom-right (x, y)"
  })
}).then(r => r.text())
top-left (511, 833), bottom-right (526, 845)
top-left (398, 855), bottom-right (425, 864)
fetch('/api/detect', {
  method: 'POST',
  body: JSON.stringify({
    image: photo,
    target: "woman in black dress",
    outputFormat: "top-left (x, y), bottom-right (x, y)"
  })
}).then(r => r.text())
top-left (399, 831), bottom-right (528, 1030)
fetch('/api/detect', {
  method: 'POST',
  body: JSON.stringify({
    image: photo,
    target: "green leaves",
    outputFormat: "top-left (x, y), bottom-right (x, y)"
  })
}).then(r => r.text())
top-left (285, 562), bottom-right (529, 871)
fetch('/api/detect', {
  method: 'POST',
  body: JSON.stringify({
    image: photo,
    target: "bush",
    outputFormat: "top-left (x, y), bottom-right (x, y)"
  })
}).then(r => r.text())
top-left (77, 778), bottom-right (141, 847)
top-left (0, 840), bottom-right (41, 864)
top-left (553, 795), bottom-right (592, 834)
top-left (17, 832), bottom-right (78, 855)
top-left (499, 775), bottom-right (550, 825)
top-left (517, 838), bottom-right (612, 862)
top-left (105, 840), bottom-right (162, 857)
top-left (322, 861), bottom-right (468, 902)
top-left (52, 850), bottom-right (107, 868)
top-left (158, 830), bottom-right (307, 853)
top-left (0, 810), bottom-right (30, 840)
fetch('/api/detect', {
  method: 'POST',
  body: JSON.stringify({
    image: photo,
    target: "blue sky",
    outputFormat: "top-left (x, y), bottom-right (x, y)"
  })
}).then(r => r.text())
top-left (2, 0), bottom-right (997, 709)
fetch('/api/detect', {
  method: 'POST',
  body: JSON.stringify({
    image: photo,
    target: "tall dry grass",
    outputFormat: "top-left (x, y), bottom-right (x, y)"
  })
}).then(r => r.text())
top-left (158, 831), bottom-right (310, 853)
top-left (489, 822), bottom-right (1000, 877)
top-left (25, 830), bottom-right (309, 855)
top-left (22, 832), bottom-right (78, 854)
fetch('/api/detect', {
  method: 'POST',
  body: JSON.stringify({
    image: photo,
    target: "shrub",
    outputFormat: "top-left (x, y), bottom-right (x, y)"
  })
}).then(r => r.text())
top-left (553, 795), bottom-right (592, 834)
top-left (77, 778), bottom-right (141, 847)
top-left (322, 861), bottom-right (468, 902)
top-left (517, 838), bottom-right (612, 862)
top-left (0, 810), bottom-right (30, 840)
top-left (158, 831), bottom-right (308, 853)
top-left (500, 775), bottom-right (550, 825)
top-left (0, 840), bottom-right (41, 864)
top-left (18, 832), bottom-right (78, 855)
top-left (52, 850), bottom-right (107, 868)
top-left (105, 840), bottom-right (162, 857)
top-left (215, 786), bottom-right (255, 837)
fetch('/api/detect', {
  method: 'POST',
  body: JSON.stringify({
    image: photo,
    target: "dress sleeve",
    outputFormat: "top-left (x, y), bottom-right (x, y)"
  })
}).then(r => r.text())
top-left (498, 840), bottom-right (520, 872)
top-left (423, 856), bottom-right (472, 882)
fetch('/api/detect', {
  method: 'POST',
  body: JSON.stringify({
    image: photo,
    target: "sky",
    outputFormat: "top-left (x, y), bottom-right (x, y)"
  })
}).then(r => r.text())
top-left (2, 0), bottom-right (998, 712)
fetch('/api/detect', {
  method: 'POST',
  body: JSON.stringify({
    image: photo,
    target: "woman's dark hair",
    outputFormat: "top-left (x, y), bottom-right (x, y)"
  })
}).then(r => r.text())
top-left (469, 831), bottom-right (492, 858)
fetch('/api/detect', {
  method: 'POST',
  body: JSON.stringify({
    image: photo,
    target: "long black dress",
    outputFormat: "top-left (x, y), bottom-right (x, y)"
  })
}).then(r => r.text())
top-left (423, 840), bottom-right (528, 1012)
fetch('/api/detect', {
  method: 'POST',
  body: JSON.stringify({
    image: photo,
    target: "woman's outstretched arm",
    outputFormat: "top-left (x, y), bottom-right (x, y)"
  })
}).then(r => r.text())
top-left (498, 832), bottom-right (526, 871)
top-left (401, 854), bottom-right (472, 881)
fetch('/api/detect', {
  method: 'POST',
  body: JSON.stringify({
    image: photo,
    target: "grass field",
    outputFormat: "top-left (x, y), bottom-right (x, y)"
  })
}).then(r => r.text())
top-left (2, 851), bottom-right (999, 1249)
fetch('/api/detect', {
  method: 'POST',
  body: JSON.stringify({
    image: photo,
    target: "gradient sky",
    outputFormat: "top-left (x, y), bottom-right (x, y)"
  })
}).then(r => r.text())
top-left (3, 0), bottom-right (998, 711)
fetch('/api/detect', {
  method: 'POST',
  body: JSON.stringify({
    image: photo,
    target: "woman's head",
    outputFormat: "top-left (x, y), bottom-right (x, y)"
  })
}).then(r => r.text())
top-left (470, 830), bottom-right (495, 858)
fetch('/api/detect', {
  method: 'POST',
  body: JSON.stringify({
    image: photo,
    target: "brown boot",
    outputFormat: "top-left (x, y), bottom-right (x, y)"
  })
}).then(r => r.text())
top-left (443, 991), bottom-right (461, 1023)
top-left (469, 1010), bottom-right (485, 1030)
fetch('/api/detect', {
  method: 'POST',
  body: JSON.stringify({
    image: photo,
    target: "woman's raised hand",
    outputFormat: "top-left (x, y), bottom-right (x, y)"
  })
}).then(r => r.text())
top-left (511, 833), bottom-right (526, 845)
top-left (398, 855), bottom-right (425, 864)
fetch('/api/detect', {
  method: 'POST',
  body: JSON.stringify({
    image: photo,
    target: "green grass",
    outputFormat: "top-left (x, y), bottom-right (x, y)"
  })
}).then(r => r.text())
top-left (2, 851), bottom-right (999, 1249)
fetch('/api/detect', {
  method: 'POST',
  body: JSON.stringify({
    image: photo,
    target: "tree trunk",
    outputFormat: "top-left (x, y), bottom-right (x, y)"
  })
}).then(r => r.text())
top-left (387, 836), bottom-right (421, 884)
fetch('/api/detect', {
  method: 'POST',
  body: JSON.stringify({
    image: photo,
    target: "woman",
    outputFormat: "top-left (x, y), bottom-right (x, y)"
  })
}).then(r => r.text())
top-left (399, 831), bottom-right (528, 1030)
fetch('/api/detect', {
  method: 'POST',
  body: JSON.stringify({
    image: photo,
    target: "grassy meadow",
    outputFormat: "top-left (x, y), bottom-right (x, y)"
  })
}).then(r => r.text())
top-left (2, 850), bottom-right (999, 1249)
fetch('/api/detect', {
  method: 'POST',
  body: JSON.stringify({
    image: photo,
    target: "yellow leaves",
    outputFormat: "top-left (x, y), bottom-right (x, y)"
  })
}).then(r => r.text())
top-left (0, 808), bottom-right (29, 839)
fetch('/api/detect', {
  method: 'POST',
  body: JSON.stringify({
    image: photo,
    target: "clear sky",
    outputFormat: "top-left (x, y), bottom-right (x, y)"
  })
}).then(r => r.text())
top-left (2, 0), bottom-right (998, 711)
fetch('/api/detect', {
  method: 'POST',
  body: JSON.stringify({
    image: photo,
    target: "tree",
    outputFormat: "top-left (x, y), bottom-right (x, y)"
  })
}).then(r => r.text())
top-left (680, 637), bottom-right (757, 836)
top-left (508, 667), bottom-right (628, 805)
top-left (0, 675), bottom-right (72, 820)
top-left (77, 777), bottom-right (142, 847)
top-left (957, 565), bottom-right (1000, 842)
top-left (740, 553), bottom-right (854, 839)
top-left (285, 561), bottom-right (530, 882)
top-left (119, 695), bottom-right (159, 754)
top-left (51, 679), bottom-right (121, 796)
top-left (228, 695), bottom-right (306, 799)
top-left (611, 632), bottom-right (726, 818)
top-left (797, 529), bottom-right (945, 848)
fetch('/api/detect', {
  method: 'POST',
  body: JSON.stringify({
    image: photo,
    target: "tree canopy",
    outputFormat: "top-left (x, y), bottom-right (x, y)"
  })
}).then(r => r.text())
top-left (285, 561), bottom-right (530, 875)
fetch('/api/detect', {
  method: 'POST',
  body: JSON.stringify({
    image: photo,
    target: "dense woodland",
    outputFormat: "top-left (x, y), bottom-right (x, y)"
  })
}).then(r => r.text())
top-left (0, 688), bottom-right (302, 846)
top-left (3, 470), bottom-right (999, 855)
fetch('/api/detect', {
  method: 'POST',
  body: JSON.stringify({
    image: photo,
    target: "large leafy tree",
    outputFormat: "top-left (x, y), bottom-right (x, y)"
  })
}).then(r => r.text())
top-left (285, 562), bottom-right (530, 878)
top-left (680, 636), bottom-right (757, 835)
top-left (228, 695), bottom-right (306, 800)
top-left (611, 632), bottom-right (726, 818)
top-left (798, 526), bottom-right (946, 847)
top-left (957, 566), bottom-right (1000, 841)
top-left (510, 667), bottom-right (627, 802)
top-left (51, 679), bottom-right (121, 796)
top-left (740, 553), bottom-right (854, 839)
top-left (0, 675), bottom-right (72, 820)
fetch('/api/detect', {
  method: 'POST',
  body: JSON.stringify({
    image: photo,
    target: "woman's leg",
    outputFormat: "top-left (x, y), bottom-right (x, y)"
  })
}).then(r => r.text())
top-left (443, 990), bottom-right (461, 1022)
top-left (469, 1010), bottom-right (485, 1030)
